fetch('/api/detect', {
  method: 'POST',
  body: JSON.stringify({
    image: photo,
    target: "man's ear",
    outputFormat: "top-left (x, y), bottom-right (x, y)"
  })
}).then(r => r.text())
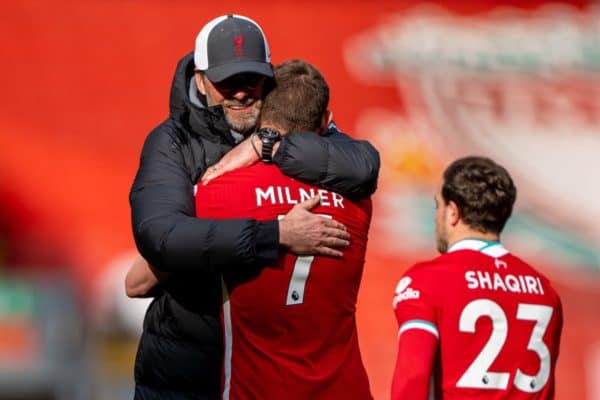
top-left (318, 110), bottom-right (333, 136)
top-left (447, 200), bottom-right (461, 226)
top-left (195, 71), bottom-right (207, 96)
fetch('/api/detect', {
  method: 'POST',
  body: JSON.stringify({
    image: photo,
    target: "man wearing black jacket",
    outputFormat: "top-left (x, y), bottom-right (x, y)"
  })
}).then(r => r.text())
top-left (129, 14), bottom-right (379, 400)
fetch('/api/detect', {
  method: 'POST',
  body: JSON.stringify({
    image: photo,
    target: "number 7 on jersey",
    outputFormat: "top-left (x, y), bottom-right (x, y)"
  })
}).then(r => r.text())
top-left (279, 214), bottom-right (331, 306)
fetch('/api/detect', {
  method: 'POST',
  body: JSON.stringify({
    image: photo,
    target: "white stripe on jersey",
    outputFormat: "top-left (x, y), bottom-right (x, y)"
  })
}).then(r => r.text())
top-left (399, 319), bottom-right (439, 338)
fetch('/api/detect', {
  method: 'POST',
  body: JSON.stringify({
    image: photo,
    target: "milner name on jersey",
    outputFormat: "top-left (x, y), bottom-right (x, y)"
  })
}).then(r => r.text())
top-left (255, 185), bottom-right (345, 208)
top-left (465, 270), bottom-right (545, 295)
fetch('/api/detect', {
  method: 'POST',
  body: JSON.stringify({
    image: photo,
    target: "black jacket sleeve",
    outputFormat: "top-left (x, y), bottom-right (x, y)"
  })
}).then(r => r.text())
top-left (130, 121), bottom-right (279, 272)
top-left (273, 123), bottom-right (380, 199)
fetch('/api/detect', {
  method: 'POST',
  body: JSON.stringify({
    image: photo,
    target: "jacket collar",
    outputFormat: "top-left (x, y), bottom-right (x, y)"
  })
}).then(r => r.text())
top-left (168, 52), bottom-right (236, 145)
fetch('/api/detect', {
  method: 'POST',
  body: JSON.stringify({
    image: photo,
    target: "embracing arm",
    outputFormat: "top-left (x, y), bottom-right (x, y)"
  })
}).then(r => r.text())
top-left (201, 123), bottom-right (380, 199)
top-left (130, 123), bottom-right (349, 273)
top-left (274, 123), bottom-right (380, 199)
top-left (130, 122), bottom-right (279, 273)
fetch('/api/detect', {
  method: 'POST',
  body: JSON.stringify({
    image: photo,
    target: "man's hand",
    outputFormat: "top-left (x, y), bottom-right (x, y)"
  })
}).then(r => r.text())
top-left (279, 196), bottom-right (350, 257)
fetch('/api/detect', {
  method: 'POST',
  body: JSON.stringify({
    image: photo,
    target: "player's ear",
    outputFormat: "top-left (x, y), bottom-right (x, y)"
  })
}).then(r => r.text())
top-left (447, 200), bottom-right (461, 226)
top-left (195, 71), bottom-right (207, 96)
top-left (318, 110), bottom-right (332, 136)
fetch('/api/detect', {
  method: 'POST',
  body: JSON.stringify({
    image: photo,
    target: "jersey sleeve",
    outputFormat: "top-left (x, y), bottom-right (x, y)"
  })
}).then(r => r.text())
top-left (391, 328), bottom-right (437, 400)
top-left (392, 270), bottom-right (439, 339)
top-left (391, 268), bottom-right (439, 400)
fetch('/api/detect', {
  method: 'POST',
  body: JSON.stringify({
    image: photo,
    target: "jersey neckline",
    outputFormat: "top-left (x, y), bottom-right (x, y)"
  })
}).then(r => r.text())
top-left (447, 238), bottom-right (509, 258)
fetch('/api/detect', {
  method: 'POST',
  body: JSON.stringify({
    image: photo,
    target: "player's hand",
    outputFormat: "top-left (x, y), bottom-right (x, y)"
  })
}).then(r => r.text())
top-left (279, 196), bottom-right (350, 258)
top-left (201, 135), bottom-right (261, 185)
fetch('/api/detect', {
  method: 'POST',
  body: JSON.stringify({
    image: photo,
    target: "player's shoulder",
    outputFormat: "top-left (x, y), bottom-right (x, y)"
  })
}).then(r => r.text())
top-left (504, 252), bottom-right (547, 276)
top-left (353, 196), bottom-right (373, 216)
top-left (496, 252), bottom-right (563, 312)
top-left (198, 164), bottom-right (280, 203)
top-left (396, 256), bottom-right (449, 288)
top-left (505, 253), bottom-right (560, 293)
top-left (214, 163), bottom-right (283, 184)
top-left (393, 257), bottom-right (448, 311)
top-left (409, 253), bottom-right (456, 274)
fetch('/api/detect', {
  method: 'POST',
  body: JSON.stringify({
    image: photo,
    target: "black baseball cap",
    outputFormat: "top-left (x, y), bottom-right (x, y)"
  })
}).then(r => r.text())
top-left (194, 14), bottom-right (273, 83)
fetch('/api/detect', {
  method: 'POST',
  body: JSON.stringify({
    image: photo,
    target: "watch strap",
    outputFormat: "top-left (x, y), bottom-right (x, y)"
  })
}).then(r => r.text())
top-left (257, 128), bottom-right (281, 164)
top-left (261, 139), bottom-right (275, 164)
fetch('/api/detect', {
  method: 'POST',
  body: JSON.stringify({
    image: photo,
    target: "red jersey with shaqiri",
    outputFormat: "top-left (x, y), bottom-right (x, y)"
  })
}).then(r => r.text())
top-left (393, 239), bottom-right (563, 399)
top-left (196, 163), bottom-right (373, 400)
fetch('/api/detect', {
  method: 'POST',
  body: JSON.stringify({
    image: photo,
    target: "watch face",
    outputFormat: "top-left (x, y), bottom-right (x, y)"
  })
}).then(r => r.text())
top-left (259, 128), bottom-right (281, 140)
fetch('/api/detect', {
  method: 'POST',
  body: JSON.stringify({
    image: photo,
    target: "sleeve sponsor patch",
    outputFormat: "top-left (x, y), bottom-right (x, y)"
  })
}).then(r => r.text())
top-left (393, 276), bottom-right (421, 307)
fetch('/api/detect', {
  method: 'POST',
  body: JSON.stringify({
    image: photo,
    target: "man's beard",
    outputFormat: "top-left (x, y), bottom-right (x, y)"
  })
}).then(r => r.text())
top-left (223, 100), bottom-right (262, 135)
top-left (435, 225), bottom-right (448, 254)
top-left (436, 237), bottom-right (448, 254)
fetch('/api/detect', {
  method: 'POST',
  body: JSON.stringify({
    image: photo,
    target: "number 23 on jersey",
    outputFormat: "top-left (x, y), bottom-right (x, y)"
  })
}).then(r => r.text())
top-left (457, 299), bottom-right (556, 394)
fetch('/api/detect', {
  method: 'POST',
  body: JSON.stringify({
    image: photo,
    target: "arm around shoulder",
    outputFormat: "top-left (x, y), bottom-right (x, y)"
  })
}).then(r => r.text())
top-left (130, 121), bottom-right (279, 272)
top-left (273, 125), bottom-right (380, 199)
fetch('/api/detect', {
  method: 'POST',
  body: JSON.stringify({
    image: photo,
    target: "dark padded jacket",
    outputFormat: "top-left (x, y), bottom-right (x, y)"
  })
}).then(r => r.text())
top-left (130, 53), bottom-right (380, 399)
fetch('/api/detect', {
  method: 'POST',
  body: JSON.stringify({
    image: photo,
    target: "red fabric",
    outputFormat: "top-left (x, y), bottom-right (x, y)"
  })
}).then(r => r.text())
top-left (392, 247), bottom-right (563, 399)
top-left (392, 329), bottom-right (437, 400)
top-left (196, 163), bottom-right (373, 400)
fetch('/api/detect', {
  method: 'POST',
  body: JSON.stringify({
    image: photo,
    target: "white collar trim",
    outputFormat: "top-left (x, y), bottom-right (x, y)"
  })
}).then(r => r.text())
top-left (448, 239), bottom-right (509, 257)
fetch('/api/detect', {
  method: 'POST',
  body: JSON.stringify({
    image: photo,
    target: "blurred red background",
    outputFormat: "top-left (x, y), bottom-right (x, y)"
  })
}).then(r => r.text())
top-left (1, 1), bottom-right (598, 399)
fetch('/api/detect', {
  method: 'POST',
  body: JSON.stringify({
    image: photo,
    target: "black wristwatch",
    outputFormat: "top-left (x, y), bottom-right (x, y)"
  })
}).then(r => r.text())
top-left (257, 127), bottom-right (281, 164)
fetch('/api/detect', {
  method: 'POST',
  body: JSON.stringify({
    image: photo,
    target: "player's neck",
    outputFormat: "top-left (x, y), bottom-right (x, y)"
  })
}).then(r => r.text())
top-left (448, 224), bottom-right (500, 247)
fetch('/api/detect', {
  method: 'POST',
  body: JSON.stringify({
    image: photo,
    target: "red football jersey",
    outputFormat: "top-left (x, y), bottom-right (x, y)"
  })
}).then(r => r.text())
top-left (392, 239), bottom-right (563, 400)
top-left (196, 163), bottom-right (373, 400)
